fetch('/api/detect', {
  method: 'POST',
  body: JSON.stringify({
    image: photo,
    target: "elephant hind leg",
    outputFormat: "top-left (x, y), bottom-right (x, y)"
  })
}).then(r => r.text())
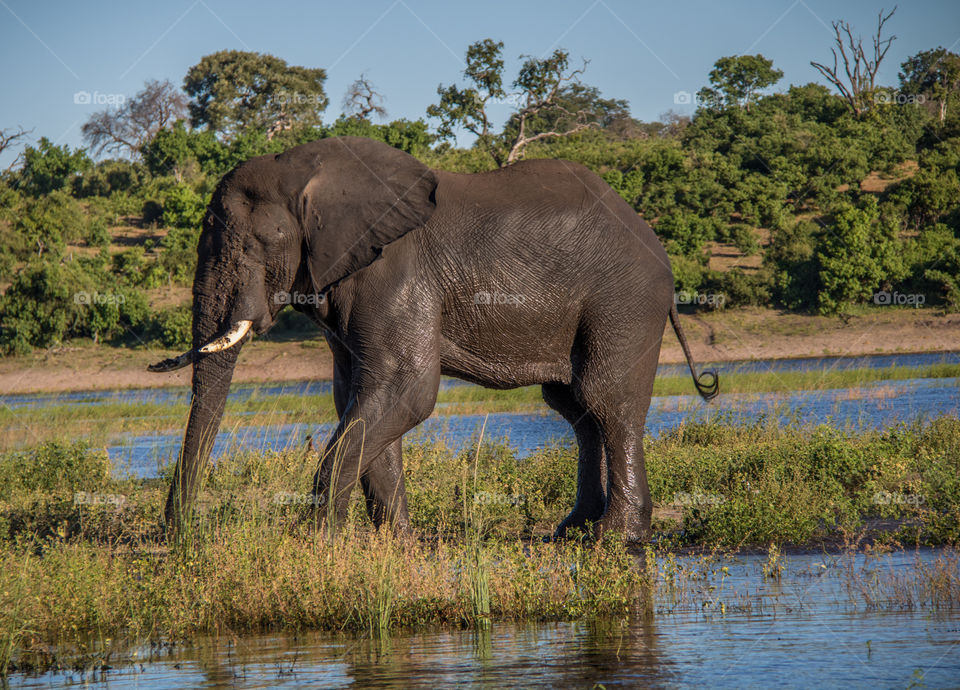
top-left (573, 341), bottom-right (661, 545)
top-left (360, 438), bottom-right (411, 533)
top-left (542, 382), bottom-right (607, 539)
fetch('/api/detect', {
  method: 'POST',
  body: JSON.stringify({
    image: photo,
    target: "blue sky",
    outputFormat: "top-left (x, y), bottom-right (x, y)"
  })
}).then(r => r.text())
top-left (1, 0), bottom-right (958, 166)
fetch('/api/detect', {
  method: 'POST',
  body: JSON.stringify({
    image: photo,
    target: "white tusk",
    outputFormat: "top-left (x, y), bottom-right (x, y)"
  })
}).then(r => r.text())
top-left (147, 351), bottom-right (194, 373)
top-left (199, 320), bottom-right (252, 354)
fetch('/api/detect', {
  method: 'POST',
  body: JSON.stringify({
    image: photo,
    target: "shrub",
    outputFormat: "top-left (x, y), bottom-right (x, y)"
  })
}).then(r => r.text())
top-left (704, 268), bottom-right (771, 308)
top-left (162, 184), bottom-right (206, 229)
top-left (816, 197), bottom-right (906, 315)
top-left (73, 159), bottom-right (144, 198)
top-left (149, 305), bottom-right (192, 350)
top-left (15, 137), bottom-right (91, 196)
top-left (158, 225), bottom-right (200, 284)
top-left (111, 247), bottom-right (167, 288)
top-left (0, 255), bottom-right (152, 353)
top-left (0, 441), bottom-right (109, 499)
top-left (12, 191), bottom-right (88, 258)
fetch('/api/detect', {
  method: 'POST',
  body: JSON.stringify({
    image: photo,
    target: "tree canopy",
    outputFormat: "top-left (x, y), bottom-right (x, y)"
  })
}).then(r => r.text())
top-left (183, 50), bottom-right (328, 139)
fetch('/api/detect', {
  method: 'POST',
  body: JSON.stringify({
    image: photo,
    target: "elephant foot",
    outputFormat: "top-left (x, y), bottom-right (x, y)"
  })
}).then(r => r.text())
top-left (553, 504), bottom-right (606, 541)
top-left (383, 510), bottom-right (413, 538)
top-left (593, 506), bottom-right (652, 545)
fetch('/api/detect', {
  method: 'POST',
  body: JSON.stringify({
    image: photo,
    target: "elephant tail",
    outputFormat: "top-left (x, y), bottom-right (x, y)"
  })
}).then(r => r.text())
top-left (668, 304), bottom-right (719, 401)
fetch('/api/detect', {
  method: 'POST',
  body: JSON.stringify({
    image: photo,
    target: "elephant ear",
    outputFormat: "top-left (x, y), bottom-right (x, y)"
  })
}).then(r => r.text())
top-left (298, 137), bottom-right (438, 291)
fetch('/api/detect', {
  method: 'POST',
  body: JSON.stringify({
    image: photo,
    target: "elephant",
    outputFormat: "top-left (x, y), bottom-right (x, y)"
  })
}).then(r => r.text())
top-left (148, 136), bottom-right (717, 542)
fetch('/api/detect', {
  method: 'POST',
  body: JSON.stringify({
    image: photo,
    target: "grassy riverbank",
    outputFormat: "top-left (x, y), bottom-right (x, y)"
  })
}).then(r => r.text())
top-left (1, 363), bottom-right (958, 451)
top-left (1, 417), bottom-right (959, 673)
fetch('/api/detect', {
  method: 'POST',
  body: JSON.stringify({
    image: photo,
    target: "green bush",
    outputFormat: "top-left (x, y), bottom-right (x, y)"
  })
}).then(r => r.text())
top-left (73, 159), bottom-right (144, 198)
top-left (111, 247), bottom-right (167, 288)
top-left (0, 255), bottom-right (152, 353)
top-left (149, 305), bottom-right (192, 350)
top-left (704, 268), bottom-right (771, 308)
top-left (158, 225), bottom-right (200, 284)
top-left (10, 191), bottom-right (89, 258)
top-left (15, 137), bottom-right (91, 196)
top-left (162, 184), bottom-right (206, 229)
top-left (85, 219), bottom-right (111, 248)
top-left (816, 197), bottom-right (905, 315)
top-left (0, 441), bottom-right (109, 499)
top-left (669, 252), bottom-right (707, 294)
top-left (902, 223), bottom-right (960, 310)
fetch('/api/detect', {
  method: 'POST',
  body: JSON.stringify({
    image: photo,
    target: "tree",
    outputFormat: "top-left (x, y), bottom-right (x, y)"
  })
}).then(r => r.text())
top-left (162, 184), bottom-right (206, 229)
top-left (81, 79), bottom-right (188, 158)
top-left (810, 7), bottom-right (897, 117)
top-left (343, 75), bottom-right (386, 120)
top-left (141, 120), bottom-right (225, 181)
top-left (184, 50), bottom-right (327, 139)
top-left (0, 126), bottom-right (31, 172)
top-left (14, 191), bottom-right (88, 257)
top-left (427, 39), bottom-right (601, 166)
top-left (508, 83), bottom-right (639, 139)
top-left (16, 137), bottom-right (91, 196)
top-left (816, 197), bottom-right (904, 315)
top-left (696, 55), bottom-right (783, 111)
top-left (325, 115), bottom-right (434, 156)
top-left (899, 47), bottom-right (960, 123)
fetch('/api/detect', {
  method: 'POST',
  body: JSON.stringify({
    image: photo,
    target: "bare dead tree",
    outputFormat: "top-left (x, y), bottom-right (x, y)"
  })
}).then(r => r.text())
top-left (0, 126), bottom-right (32, 172)
top-left (810, 7), bottom-right (897, 117)
top-left (81, 79), bottom-right (188, 158)
top-left (343, 75), bottom-right (387, 120)
top-left (504, 56), bottom-right (598, 165)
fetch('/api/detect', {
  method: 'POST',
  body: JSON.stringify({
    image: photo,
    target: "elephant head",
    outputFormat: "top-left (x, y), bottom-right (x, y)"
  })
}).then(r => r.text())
top-left (148, 137), bottom-right (438, 532)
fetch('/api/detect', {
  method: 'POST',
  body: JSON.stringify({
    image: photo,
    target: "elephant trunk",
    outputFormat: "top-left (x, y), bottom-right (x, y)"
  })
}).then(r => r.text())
top-left (163, 261), bottom-right (251, 534)
top-left (164, 346), bottom-right (241, 532)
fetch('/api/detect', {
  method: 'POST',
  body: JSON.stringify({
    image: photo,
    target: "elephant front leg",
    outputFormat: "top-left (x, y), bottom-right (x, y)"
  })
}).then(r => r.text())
top-left (312, 372), bottom-right (437, 535)
top-left (360, 438), bottom-right (411, 532)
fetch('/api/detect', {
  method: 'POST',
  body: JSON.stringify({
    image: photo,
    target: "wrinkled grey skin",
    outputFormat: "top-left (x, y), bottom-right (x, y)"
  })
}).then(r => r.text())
top-left (152, 136), bottom-right (717, 542)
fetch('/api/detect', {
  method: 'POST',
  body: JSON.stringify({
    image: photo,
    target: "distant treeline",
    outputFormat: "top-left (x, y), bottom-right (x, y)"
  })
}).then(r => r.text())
top-left (1, 30), bottom-right (959, 355)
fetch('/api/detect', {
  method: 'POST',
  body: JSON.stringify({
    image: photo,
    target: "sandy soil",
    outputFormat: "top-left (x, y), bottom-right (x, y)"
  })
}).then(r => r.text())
top-left (1, 307), bottom-right (957, 395)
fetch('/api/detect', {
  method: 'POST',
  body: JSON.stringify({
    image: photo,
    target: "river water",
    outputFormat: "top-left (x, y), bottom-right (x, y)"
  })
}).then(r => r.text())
top-left (107, 375), bottom-right (958, 478)
top-left (5, 354), bottom-right (960, 687)
top-left (9, 549), bottom-right (960, 688)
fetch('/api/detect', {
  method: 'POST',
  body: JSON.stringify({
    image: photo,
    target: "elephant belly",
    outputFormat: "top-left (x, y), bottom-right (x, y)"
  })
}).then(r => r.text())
top-left (438, 335), bottom-right (574, 389)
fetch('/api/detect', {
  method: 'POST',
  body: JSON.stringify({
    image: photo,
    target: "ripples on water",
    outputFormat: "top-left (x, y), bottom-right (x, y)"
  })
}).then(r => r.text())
top-left (10, 550), bottom-right (959, 689)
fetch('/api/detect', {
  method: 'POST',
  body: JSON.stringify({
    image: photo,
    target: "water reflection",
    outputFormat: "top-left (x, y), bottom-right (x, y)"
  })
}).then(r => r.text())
top-left (10, 550), bottom-right (959, 688)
